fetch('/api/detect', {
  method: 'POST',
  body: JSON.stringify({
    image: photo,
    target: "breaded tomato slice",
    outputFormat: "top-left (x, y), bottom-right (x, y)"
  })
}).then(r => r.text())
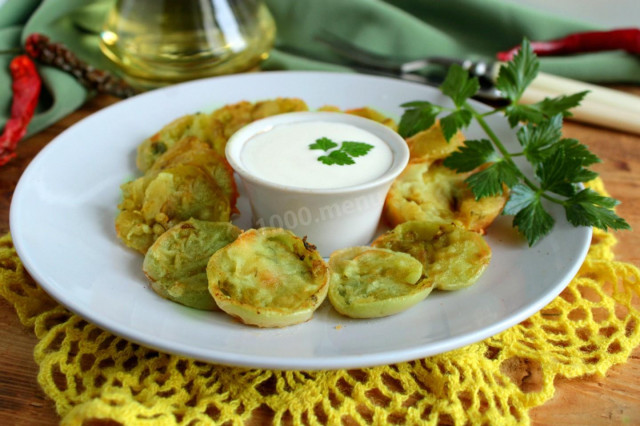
top-left (137, 112), bottom-right (217, 172)
top-left (328, 246), bottom-right (433, 319)
top-left (207, 228), bottom-right (328, 328)
top-left (143, 219), bottom-right (242, 310)
top-left (116, 164), bottom-right (231, 253)
top-left (384, 161), bottom-right (506, 234)
top-left (148, 136), bottom-right (239, 213)
top-left (373, 220), bottom-right (491, 291)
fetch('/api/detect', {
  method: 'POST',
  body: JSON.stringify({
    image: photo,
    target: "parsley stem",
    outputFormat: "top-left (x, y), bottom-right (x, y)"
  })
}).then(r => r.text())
top-left (541, 191), bottom-right (567, 204)
top-left (479, 108), bottom-right (503, 118)
top-left (466, 102), bottom-right (511, 159)
top-left (467, 102), bottom-right (550, 197)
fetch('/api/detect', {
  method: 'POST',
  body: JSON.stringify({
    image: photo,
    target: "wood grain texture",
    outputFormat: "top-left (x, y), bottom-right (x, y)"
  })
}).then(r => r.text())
top-left (0, 90), bottom-right (639, 425)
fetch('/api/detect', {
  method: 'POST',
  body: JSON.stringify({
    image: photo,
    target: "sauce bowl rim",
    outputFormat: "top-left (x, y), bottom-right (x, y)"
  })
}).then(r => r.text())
top-left (225, 111), bottom-right (410, 195)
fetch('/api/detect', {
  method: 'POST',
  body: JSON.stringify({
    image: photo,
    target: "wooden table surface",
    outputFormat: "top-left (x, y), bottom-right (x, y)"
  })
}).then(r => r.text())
top-left (0, 90), bottom-right (639, 425)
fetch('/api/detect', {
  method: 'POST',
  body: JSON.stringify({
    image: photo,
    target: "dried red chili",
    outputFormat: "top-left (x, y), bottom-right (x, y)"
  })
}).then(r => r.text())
top-left (497, 28), bottom-right (640, 61)
top-left (0, 55), bottom-right (41, 166)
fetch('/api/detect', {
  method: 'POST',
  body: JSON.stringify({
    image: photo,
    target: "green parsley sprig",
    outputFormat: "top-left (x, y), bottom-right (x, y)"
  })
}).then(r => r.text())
top-left (310, 137), bottom-right (374, 165)
top-left (398, 39), bottom-right (630, 246)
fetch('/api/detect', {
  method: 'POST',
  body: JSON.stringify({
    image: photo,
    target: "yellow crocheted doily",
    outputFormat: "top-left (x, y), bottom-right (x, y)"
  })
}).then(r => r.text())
top-left (1, 179), bottom-right (639, 425)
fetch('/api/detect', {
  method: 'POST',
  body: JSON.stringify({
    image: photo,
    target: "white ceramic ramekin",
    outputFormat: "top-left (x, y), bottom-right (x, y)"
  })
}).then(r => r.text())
top-left (225, 111), bottom-right (409, 257)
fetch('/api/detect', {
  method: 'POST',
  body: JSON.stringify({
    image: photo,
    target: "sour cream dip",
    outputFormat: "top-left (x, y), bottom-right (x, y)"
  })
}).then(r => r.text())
top-left (240, 121), bottom-right (393, 189)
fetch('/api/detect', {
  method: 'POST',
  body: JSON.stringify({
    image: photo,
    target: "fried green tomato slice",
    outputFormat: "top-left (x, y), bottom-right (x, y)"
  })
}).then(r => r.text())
top-left (372, 220), bottom-right (491, 291)
top-left (206, 228), bottom-right (328, 328)
top-left (116, 164), bottom-right (231, 253)
top-left (384, 161), bottom-right (507, 234)
top-left (148, 136), bottom-right (239, 213)
top-left (327, 247), bottom-right (433, 319)
top-left (143, 219), bottom-right (242, 310)
top-left (137, 112), bottom-right (217, 172)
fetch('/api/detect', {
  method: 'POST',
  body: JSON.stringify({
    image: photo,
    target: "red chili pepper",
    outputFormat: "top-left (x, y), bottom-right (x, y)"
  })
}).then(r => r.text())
top-left (497, 28), bottom-right (640, 61)
top-left (0, 55), bottom-right (41, 166)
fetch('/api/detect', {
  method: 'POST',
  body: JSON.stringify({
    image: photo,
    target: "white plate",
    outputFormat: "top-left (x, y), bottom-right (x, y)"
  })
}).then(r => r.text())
top-left (10, 71), bottom-right (591, 370)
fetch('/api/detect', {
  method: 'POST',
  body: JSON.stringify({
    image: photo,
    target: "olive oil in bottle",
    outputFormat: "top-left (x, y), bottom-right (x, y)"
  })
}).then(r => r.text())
top-left (99, 0), bottom-right (276, 89)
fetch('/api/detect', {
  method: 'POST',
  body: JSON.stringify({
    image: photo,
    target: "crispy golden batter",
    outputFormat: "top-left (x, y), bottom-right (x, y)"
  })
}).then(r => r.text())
top-left (328, 246), bottom-right (433, 318)
top-left (137, 98), bottom-right (309, 172)
top-left (207, 228), bottom-right (328, 328)
top-left (405, 120), bottom-right (465, 163)
top-left (384, 161), bottom-right (507, 234)
top-left (143, 219), bottom-right (242, 310)
top-left (116, 164), bottom-right (231, 253)
top-left (373, 220), bottom-right (491, 291)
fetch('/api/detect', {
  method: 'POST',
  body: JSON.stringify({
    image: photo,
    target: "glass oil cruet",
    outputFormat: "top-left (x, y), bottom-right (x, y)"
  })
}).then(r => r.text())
top-left (99, 0), bottom-right (276, 89)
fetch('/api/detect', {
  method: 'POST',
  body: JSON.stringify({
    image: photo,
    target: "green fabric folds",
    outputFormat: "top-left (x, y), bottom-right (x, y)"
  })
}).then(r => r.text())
top-left (1, 0), bottom-right (639, 138)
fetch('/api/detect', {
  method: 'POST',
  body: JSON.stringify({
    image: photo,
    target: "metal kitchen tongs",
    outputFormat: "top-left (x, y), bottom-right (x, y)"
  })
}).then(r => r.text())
top-left (315, 31), bottom-right (504, 102)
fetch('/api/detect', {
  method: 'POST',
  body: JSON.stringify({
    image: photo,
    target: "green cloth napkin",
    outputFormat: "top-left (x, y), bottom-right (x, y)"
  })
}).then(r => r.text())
top-left (1, 0), bottom-right (639, 139)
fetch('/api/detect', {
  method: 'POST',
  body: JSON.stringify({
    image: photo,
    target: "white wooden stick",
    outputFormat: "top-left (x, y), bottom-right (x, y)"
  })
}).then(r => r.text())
top-left (521, 72), bottom-right (640, 135)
